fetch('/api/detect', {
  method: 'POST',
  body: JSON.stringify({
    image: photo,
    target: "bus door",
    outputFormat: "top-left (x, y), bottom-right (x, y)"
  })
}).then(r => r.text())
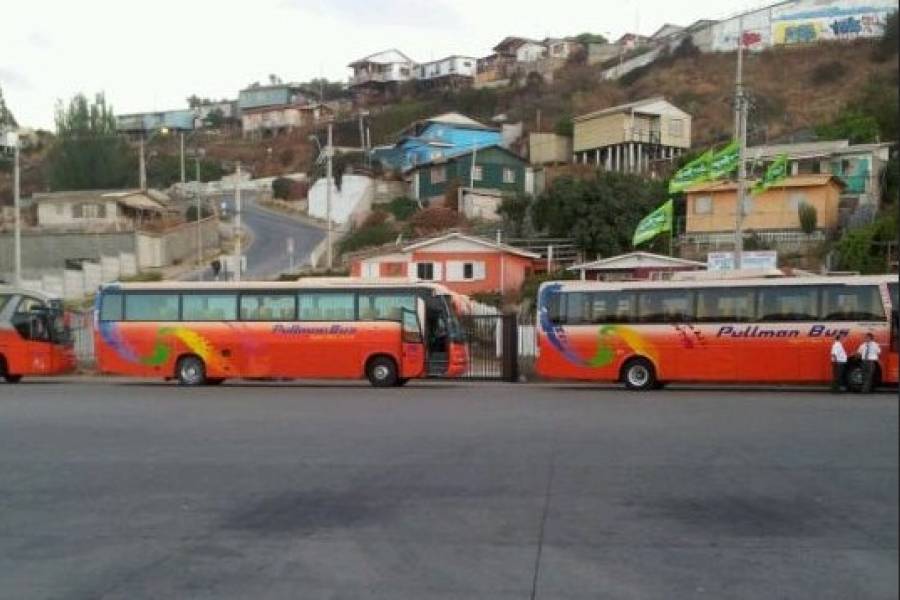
top-left (10, 306), bottom-right (53, 374)
top-left (400, 308), bottom-right (425, 379)
top-left (424, 296), bottom-right (450, 375)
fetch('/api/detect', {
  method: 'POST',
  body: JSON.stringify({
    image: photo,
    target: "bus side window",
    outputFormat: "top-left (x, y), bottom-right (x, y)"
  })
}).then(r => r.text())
top-left (100, 293), bottom-right (124, 321)
top-left (758, 286), bottom-right (819, 322)
top-left (591, 292), bottom-right (635, 324)
top-left (695, 288), bottom-right (755, 322)
top-left (821, 286), bottom-right (883, 321)
top-left (638, 290), bottom-right (694, 323)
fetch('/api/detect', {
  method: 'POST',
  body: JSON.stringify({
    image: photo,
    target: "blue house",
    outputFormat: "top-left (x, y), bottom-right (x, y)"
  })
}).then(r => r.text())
top-left (373, 112), bottom-right (503, 173)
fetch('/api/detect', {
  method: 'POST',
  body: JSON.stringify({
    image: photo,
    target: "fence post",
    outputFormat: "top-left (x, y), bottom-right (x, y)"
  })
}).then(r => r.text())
top-left (501, 313), bottom-right (519, 382)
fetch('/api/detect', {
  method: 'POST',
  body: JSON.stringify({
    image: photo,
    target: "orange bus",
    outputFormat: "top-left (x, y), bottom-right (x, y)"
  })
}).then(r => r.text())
top-left (536, 275), bottom-right (898, 391)
top-left (94, 279), bottom-right (467, 386)
top-left (0, 286), bottom-right (76, 383)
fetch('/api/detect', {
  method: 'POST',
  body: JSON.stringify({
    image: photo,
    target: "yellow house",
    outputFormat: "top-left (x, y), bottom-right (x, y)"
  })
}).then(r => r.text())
top-left (685, 175), bottom-right (845, 234)
top-left (572, 97), bottom-right (691, 173)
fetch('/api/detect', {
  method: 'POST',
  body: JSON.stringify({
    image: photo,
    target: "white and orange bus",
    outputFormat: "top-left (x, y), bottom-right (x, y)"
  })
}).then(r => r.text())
top-left (0, 286), bottom-right (76, 383)
top-left (536, 275), bottom-right (898, 390)
top-left (94, 279), bottom-right (467, 386)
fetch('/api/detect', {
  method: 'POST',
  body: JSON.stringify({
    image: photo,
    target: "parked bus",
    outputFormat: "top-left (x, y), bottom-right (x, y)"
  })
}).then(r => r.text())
top-left (0, 286), bottom-right (76, 383)
top-left (94, 280), bottom-right (468, 386)
top-left (536, 275), bottom-right (899, 390)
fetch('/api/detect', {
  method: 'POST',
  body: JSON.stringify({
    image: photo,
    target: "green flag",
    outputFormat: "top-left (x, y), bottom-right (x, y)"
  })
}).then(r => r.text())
top-left (751, 154), bottom-right (789, 195)
top-left (708, 140), bottom-right (739, 180)
top-left (633, 199), bottom-right (673, 246)
top-left (669, 149), bottom-right (714, 194)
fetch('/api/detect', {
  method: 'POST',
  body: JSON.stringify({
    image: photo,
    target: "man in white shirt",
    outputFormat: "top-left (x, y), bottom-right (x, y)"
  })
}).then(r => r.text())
top-left (830, 332), bottom-right (847, 393)
top-left (856, 332), bottom-right (881, 393)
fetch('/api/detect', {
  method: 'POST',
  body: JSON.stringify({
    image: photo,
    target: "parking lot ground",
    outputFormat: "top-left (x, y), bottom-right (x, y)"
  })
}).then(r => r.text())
top-left (0, 380), bottom-right (896, 599)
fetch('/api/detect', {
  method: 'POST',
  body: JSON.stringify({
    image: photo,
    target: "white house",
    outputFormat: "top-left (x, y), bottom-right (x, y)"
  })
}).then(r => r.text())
top-left (349, 49), bottom-right (416, 90)
top-left (34, 190), bottom-right (171, 230)
top-left (414, 56), bottom-right (478, 83)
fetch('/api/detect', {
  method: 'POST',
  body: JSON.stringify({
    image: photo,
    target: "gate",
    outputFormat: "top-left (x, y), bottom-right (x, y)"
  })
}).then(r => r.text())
top-left (452, 313), bottom-right (518, 381)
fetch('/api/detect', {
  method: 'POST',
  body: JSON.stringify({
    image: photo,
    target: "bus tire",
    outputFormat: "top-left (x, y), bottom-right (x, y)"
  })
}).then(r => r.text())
top-left (846, 363), bottom-right (881, 393)
top-left (366, 356), bottom-right (398, 387)
top-left (175, 355), bottom-right (207, 386)
top-left (621, 357), bottom-right (657, 391)
top-left (396, 378), bottom-right (410, 387)
top-left (0, 356), bottom-right (20, 384)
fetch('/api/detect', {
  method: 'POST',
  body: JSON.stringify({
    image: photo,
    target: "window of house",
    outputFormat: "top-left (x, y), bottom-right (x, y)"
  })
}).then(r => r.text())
top-left (416, 262), bottom-right (435, 280)
top-left (472, 165), bottom-right (484, 181)
top-left (694, 196), bottom-right (712, 214)
top-left (240, 294), bottom-right (296, 321)
top-left (669, 118), bottom-right (684, 137)
top-left (297, 293), bottom-right (355, 321)
top-left (358, 293), bottom-right (416, 321)
top-left (758, 286), bottom-right (818, 321)
top-left (788, 192), bottom-right (807, 211)
top-left (125, 293), bottom-right (179, 321)
top-left (182, 294), bottom-right (238, 321)
top-left (463, 263), bottom-right (474, 280)
top-left (431, 166), bottom-right (446, 184)
top-left (502, 167), bottom-right (516, 184)
top-left (382, 262), bottom-right (406, 277)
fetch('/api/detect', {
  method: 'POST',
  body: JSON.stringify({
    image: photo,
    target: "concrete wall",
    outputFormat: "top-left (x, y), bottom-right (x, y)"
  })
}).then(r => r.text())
top-left (136, 217), bottom-right (219, 269)
top-left (530, 133), bottom-right (572, 165)
top-left (308, 174), bottom-right (373, 224)
top-left (0, 230), bottom-right (136, 272)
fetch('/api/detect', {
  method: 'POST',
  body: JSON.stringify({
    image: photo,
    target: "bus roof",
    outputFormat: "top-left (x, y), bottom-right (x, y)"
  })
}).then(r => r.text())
top-left (100, 278), bottom-right (457, 295)
top-left (540, 274), bottom-right (897, 293)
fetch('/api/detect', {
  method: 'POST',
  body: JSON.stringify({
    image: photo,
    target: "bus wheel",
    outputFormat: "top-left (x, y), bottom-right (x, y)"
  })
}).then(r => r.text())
top-left (396, 378), bottom-right (410, 387)
top-left (0, 356), bottom-right (20, 383)
top-left (367, 356), bottom-right (398, 387)
top-left (622, 358), bottom-right (656, 391)
top-left (176, 356), bottom-right (207, 386)
top-left (4, 375), bottom-right (22, 384)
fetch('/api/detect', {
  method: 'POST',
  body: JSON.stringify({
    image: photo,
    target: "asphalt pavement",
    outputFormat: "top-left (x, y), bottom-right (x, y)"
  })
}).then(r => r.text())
top-left (0, 381), bottom-right (896, 599)
top-left (185, 191), bottom-right (325, 281)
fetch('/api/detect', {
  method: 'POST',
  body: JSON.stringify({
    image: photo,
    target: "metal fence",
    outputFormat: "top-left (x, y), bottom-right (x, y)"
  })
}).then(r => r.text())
top-left (70, 311), bottom-right (95, 368)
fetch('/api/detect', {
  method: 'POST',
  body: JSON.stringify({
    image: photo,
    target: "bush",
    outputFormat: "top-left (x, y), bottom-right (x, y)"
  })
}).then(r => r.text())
top-left (385, 196), bottom-right (419, 221)
top-left (497, 193), bottom-right (532, 236)
top-left (554, 117), bottom-right (573, 137)
top-left (810, 61), bottom-right (847, 85)
top-left (363, 210), bottom-right (390, 227)
top-left (185, 205), bottom-right (214, 220)
top-left (672, 36), bottom-right (700, 60)
top-left (444, 178), bottom-right (462, 211)
top-left (272, 177), bottom-right (292, 199)
top-left (798, 203), bottom-right (818, 234)
top-left (836, 212), bottom-right (897, 273)
top-left (408, 206), bottom-right (464, 236)
top-left (337, 222), bottom-right (398, 255)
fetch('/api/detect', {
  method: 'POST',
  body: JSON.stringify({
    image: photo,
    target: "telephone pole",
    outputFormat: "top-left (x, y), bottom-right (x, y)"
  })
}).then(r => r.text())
top-left (326, 120), bottom-right (334, 270)
top-left (734, 16), bottom-right (748, 270)
top-left (139, 135), bottom-right (147, 190)
top-left (234, 162), bottom-right (242, 281)
top-left (180, 132), bottom-right (186, 184)
top-left (11, 133), bottom-right (21, 285)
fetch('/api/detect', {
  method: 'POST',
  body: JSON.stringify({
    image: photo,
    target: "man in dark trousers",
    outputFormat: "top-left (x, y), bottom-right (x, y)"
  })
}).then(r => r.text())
top-left (856, 332), bottom-right (882, 393)
top-left (830, 332), bottom-right (847, 393)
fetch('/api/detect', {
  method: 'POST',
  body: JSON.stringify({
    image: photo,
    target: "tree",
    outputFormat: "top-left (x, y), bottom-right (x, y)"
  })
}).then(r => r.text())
top-left (798, 203), bottom-right (818, 235)
top-left (385, 196), bottom-right (419, 221)
top-left (836, 212), bottom-right (897, 273)
top-left (272, 177), bottom-right (292, 200)
top-left (186, 95), bottom-right (213, 108)
top-left (0, 84), bottom-right (16, 128)
top-left (881, 153), bottom-right (899, 205)
top-left (574, 33), bottom-right (608, 45)
top-left (497, 193), bottom-right (532, 236)
top-left (204, 108), bottom-right (225, 128)
top-left (532, 170), bottom-right (669, 256)
top-left (46, 92), bottom-right (136, 191)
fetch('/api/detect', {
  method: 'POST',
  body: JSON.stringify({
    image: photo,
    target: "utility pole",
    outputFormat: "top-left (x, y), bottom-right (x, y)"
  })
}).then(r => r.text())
top-left (196, 159), bottom-right (202, 268)
top-left (734, 16), bottom-right (748, 270)
top-left (11, 133), bottom-right (21, 285)
top-left (179, 132), bottom-right (186, 184)
top-left (326, 121), bottom-right (334, 269)
top-left (139, 135), bottom-right (147, 190)
top-left (234, 162), bottom-right (242, 282)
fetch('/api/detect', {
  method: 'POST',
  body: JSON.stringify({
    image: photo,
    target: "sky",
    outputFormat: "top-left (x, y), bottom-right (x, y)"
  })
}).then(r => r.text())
top-left (2, 0), bottom-right (771, 129)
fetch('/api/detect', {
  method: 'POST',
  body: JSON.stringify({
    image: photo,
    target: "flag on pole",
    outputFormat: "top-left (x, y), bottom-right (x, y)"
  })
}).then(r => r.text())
top-left (751, 154), bottom-right (789, 195)
top-left (668, 149), bottom-right (714, 194)
top-left (707, 140), bottom-right (740, 180)
top-left (633, 199), bottom-right (673, 246)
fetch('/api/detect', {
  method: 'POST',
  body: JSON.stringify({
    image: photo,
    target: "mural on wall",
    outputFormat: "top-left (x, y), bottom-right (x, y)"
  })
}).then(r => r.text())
top-left (711, 7), bottom-right (773, 52)
top-left (772, 0), bottom-right (896, 45)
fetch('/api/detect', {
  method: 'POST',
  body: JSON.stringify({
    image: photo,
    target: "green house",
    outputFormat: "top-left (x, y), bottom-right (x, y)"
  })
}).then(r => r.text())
top-left (409, 145), bottom-right (528, 202)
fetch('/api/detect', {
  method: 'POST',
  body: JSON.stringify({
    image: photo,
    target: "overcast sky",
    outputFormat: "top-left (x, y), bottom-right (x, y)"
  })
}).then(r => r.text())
top-left (3, 0), bottom-right (770, 129)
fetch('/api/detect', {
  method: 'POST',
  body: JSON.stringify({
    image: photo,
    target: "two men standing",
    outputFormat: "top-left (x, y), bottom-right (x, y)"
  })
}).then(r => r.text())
top-left (831, 332), bottom-right (881, 393)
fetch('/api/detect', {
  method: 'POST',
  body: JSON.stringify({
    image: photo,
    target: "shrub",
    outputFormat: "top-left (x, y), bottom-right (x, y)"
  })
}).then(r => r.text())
top-left (385, 196), bottom-right (419, 221)
top-left (798, 203), bottom-right (818, 235)
top-left (363, 210), bottom-right (390, 227)
top-left (444, 178), bottom-right (462, 211)
top-left (836, 212), bottom-right (897, 273)
top-left (408, 206), bottom-right (464, 236)
top-left (810, 60), bottom-right (847, 85)
top-left (272, 177), bottom-right (292, 199)
top-left (337, 222), bottom-right (398, 255)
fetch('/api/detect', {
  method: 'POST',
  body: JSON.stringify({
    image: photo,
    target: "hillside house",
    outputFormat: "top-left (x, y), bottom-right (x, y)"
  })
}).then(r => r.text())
top-left (372, 112), bottom-right (503, 173)
top-left (348, 49), bottom-right (416, 101)
top-left (33, 190), bottom-right (175, 231)
top-left (573, 97), bottom-right (691, 173)
top-left (238, 83), bottom-right (309, 112)
top-left (568, 252), bottom-right (706, 281)
top-left (408, 145), bottom-right (528, 203)
top-left (414, 56), bottom-right (477, 89)
top-left (241, 103), bottom-right (331, 139)
top-left (348, 232), bottom-right (540, 296)
top-left (529, 133), bottom-right (573, 165)
top-left (683, 175), bottom-right (845, 249)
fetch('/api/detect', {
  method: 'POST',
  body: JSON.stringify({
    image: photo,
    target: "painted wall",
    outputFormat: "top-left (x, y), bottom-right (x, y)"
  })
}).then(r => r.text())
top-left (416, 147), bottom-right (526, 200)
top-left (686, 181), bottom-right (842, 233)
top-left (36, 198), bottom-right (122, 227)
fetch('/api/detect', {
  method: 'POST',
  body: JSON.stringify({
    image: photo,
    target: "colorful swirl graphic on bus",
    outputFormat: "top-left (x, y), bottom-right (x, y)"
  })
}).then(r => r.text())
top-left (538, 283), bottom-right (657, 368)
top-left (99, 323), bottom-right (229, 370)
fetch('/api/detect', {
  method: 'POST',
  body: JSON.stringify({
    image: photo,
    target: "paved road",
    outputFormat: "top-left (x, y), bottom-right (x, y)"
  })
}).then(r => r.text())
top-left (184, 191), bottom-right (325, 281)
top-left (0, 382), bottom-right (896, 599)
